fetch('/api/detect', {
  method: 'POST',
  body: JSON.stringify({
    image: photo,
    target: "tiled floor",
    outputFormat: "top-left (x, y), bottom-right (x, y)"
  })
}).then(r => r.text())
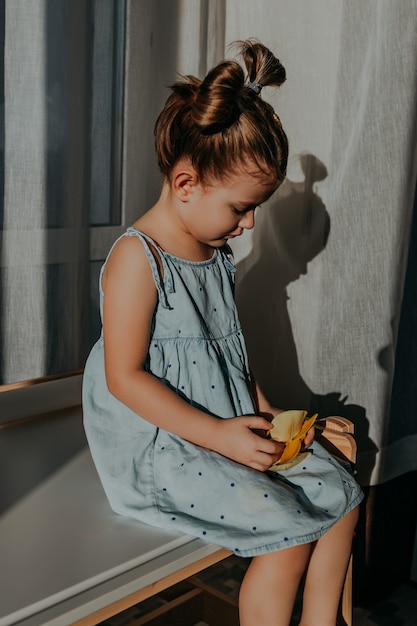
top-left (353, 583), bottom-right (417, 625)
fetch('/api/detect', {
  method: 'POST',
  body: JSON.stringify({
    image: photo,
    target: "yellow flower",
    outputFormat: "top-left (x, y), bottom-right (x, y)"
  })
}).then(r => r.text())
top-left (268, 410), bottom-right (317, 471)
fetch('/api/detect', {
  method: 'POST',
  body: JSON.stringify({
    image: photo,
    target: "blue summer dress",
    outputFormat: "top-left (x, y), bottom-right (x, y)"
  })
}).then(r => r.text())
top-left (82, 228), bottom-right (363, 557)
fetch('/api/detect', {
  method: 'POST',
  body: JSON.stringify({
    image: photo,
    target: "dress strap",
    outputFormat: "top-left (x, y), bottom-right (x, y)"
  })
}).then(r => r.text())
top-left (126, 227), bottom-right (174, 309)
top-left (220, 244), bottom-right (237, 274)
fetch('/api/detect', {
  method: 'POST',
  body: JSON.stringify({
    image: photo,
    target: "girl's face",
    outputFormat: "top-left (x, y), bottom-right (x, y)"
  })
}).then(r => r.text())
top-left (180, 168), bottom-right (278, 248)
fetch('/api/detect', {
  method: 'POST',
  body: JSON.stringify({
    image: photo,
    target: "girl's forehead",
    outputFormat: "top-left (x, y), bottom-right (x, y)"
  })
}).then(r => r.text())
top-left (219, 169), bottom-right (278, 196)
top-left (205, 162), bottom-right (274, 185)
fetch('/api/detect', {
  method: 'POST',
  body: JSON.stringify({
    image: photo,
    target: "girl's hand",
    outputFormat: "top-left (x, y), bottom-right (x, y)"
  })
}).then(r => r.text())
top-left (257, 405), bottom-right (315, 449)
top-left (211, 416), bottom-right (285, 472)
top-left (303, 423), bottom-right (315, 449)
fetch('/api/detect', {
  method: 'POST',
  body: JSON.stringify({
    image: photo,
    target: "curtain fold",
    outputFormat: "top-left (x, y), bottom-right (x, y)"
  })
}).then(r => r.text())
top-left (2, 1), bottom-right (50, 382)
top-left (320, 0), bottom-right (417, 485)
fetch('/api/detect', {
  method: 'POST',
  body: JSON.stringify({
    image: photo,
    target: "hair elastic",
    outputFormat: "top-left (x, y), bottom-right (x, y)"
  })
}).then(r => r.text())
top-left (247, 81), bottom-right (263, 94)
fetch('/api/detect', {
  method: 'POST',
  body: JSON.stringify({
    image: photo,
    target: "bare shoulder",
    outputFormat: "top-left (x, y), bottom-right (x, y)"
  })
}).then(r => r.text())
top-left (101, 233), bottom-right (158, 385)
top-left (102, 233), bottom-right (154, 294)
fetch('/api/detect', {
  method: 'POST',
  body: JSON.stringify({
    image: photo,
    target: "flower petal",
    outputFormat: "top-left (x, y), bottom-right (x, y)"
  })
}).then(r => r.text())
top-left (297, 413), bottom-right (318, 439)
top-left (269, 410), bottom-right (307, 442)
top-left (268, 411), bottom-right (318, 469)
top-left (269, 451), bottom-right (312, 472)
top-left (279, 439), bottom-right (302, 464)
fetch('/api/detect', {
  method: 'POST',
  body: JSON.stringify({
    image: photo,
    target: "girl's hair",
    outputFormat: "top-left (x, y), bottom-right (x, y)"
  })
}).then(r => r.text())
top-left (154, 39), bottom-right (288, 185)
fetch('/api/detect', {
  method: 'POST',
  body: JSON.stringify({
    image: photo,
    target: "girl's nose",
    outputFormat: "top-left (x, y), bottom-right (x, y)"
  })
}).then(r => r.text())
top-left (239, 209), bottom-right (255, 230)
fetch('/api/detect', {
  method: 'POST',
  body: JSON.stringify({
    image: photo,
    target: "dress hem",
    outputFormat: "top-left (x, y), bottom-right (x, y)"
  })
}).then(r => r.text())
top-left (230, 490), bottom-right (364, 558)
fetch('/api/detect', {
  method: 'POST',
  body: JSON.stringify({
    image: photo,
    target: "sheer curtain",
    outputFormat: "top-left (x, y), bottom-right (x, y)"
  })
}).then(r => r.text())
top-left (1, 1), bottom-right (88, 383)
top-left (0, 0), bottom-right (125, 385)
top-left (1, 0), bottom-right (416, 597)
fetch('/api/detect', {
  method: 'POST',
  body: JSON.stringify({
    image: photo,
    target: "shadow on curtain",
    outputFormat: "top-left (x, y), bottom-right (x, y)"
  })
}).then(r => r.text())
top-left (236, 153), bottom-right (331, 410)
top-left (236, 153), bottom-right (378, 488)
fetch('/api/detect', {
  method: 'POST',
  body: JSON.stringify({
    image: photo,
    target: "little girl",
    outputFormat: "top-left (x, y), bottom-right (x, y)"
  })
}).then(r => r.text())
top-left (83, 39), bottom-right (363, 626)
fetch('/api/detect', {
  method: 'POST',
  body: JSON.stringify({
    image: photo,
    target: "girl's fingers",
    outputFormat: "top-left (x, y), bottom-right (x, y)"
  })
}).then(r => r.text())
top-left (256, 436), bottom-right (284, 459)
top-left (251, 449), bottom-right (283, 471)
top-left (244, 416), bottom-right (274, 432)
top-left (218, 416), bottom-right (284, 470)
top-left (245, 417), bottom-right (284, 458)
top-left (303, 425), bottom-right (315, 448)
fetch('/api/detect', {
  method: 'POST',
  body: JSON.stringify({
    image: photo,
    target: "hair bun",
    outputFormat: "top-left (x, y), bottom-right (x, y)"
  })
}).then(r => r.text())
top-left (239, 39), bottom-right (286, 89)
top-left (191, 61), bottom-right (244, 134)
top-left (154, 39), bottom-right (288, 182)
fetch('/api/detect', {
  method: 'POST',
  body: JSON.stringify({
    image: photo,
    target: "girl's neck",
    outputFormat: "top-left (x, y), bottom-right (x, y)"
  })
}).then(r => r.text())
top-left (132, 184), bottom-right (214, 262)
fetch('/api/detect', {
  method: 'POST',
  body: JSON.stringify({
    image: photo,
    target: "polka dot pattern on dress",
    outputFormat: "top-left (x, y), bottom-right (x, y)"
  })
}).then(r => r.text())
top-left (96, 234), bottom-right (365, 559)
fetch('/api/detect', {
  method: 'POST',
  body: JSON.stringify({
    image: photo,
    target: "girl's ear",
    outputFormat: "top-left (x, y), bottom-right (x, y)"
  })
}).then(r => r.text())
top-left (172, 165), bottom-right (199, 202)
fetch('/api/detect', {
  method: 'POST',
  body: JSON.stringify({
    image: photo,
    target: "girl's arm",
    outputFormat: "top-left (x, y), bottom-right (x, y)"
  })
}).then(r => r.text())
top-left (102, 237), bottom-right (284, 471)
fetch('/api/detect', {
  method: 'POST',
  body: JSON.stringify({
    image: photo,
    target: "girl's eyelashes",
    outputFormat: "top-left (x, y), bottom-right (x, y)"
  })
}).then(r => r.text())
top-left (232, 205), bottom-right (259, 215)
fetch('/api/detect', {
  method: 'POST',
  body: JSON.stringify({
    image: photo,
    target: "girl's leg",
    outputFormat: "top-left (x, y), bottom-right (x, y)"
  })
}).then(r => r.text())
top-left (299, 506), bottom-right (360, 626)
top-left (239, 543), bottom-right (312, 626)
